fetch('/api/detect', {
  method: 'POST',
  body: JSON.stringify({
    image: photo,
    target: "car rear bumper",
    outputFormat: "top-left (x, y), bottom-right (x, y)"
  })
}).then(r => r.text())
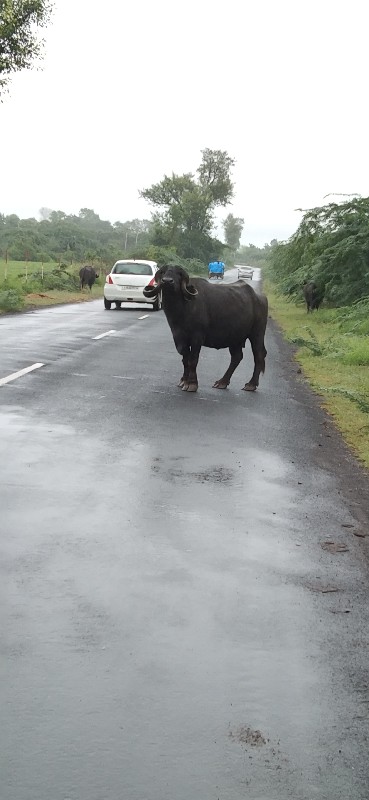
top-left (104, 286), bottom-right (154, 304)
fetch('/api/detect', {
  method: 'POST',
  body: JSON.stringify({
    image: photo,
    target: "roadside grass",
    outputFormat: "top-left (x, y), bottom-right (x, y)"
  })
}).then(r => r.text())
top-left (23, 284), bottom-right (103, 309)
top-left (267, 287), bottom-right (369, 469)
top-left (0, 258), bottom-right (104, 313)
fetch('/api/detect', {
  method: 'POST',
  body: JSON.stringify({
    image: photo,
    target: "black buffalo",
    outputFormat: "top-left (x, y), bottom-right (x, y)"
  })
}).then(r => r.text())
top-left (143, 265), bottom-right (268, 393)
top-left (303, 281), bottom-right (324, 312)
top-left (79, 265), bottom-right (97, 290)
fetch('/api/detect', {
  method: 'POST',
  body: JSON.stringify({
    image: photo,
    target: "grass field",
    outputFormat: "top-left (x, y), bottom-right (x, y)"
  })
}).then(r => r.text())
top-left (0, 258), bottom-right (104, 312)
top-left (0, 258), bottom-right (83, 281)
top-left (268, 287), bottom-right (369, 470)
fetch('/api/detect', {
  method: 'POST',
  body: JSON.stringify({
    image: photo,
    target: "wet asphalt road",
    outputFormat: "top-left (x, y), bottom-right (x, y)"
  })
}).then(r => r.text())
top-left (1, 278), bottom-right (369, 800)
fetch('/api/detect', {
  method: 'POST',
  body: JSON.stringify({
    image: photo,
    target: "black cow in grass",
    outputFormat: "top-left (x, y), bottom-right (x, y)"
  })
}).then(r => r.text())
top-left (143, 265), bottom-right (268, 393)
top-left (303, 281), bottom-right (324, 312)
top-left (79, 265), bottom-right (97, 290)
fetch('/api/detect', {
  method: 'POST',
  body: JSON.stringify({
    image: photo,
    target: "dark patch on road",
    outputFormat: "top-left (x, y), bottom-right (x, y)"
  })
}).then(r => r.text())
top-left (229, 725), bottom-right (267, 747)
top-left (151, 457), bottom-right (234, 486)
top-left (193, 466), bottom-right (234, 484)
top-left (321, 541), bottom-right (349, 553)
top-left (308, 584), bottom-right (340, 593)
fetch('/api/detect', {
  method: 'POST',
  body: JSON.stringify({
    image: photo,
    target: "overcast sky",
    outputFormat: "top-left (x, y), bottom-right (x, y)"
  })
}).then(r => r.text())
top-left (1, 0), bottom-right (367, 246)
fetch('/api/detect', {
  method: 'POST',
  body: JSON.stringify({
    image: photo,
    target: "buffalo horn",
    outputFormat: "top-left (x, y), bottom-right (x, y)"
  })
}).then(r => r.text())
top-left (143, 283), bottom-right (159, 298)
top-left (181, 279), bottom-right (198, 298)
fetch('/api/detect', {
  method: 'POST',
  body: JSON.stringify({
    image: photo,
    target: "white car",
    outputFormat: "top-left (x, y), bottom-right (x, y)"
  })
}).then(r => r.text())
top-left (237, 266), bottom-right (254, 280)
top-left (104, 259), bottom-right (161, 310)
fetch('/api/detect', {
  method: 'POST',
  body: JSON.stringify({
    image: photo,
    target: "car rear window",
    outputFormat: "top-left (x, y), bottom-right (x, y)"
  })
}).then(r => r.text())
top-left (113, 262), bottom-right (153, 276)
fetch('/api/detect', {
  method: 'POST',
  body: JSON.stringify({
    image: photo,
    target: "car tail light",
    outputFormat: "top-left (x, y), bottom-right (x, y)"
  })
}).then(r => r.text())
top-left (106, 275), bottom-right (114, 284)
top-left (148, 276), bottom-right (157, 286)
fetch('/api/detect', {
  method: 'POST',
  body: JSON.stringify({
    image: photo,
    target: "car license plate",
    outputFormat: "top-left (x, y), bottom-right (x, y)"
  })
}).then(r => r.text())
top-left (121, 285), bottom-right (138, 290)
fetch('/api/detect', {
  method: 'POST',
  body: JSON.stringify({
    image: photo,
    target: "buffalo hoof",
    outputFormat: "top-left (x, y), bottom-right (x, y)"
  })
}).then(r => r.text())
top-left (178, 379), bottom-right (185, 388)
top-left (182, 382), bottom-right (198, 392)
top-left (213, 380), bottom-right (228, 389)
top-left (242, 382), bottom-right (257, 392)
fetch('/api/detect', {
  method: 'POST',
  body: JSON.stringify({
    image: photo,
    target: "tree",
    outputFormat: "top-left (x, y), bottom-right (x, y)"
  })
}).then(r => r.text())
top-left (268, 196), bottom-right (369, 305)
top-left (197, 148), bottom-right (235, 206)
top-left (126, 218), bottom-right (151, 245)
top-left (79, 208), bottom-right (101, 224)
top-left (223, 214), bottom-right (244, 251)
top-left (0, 1), bottom-right (53, 95)
top-left (39, 206), bottom-right (52, 221)
top-left (140, 149), bottom-right (235, 262)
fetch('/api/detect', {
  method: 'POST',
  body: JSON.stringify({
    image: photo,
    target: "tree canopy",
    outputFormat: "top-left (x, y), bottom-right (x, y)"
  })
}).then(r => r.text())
top-left (0, 0), bottom-right (53, 94)
top-left (140, 149), bottom-right (235, 263)
top-left (268, 196), bottom-right (369, 305)
top-left (0, 208), bottom-right (152, 264)
top-left (223, 214), bottom-right (244, 252)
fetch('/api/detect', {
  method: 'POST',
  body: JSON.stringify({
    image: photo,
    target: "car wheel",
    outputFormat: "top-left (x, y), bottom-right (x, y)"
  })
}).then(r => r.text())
top-left (115, 301), bottom-right (122, 309)
top-left (152, 293), bottom-right (162, 312)
top-left (104, 297), bottom-right (112, 310)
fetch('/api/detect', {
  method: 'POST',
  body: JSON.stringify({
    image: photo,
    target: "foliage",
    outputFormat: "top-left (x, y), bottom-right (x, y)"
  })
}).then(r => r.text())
top-left (267, 196), bottom-right (369, 306)
top-left (268, 287), bottom-right (369, 468)
top-left (196, 149), bottom-right (235, 206)
top-left (120, 244), bottom-right (207, 277)
top-left (335, 297), bottom-right (369, 335)
top-left (289, 328), bottom-right (324, 356)
top-left (341, 340), bottom-right (369, 366)
top-left (235, 242), bottom-right (274, 270)
top-left (323, 387), bottom-right (369, 414)
top-left (223, 214), bottom-right (244, 252)
top-left (140, 149), bottom-right (235, 264)
top-left (0, 284), bottom-right (24, 310)
top-left (27, 268), bottom-right (80, 292)
top-left (0, 0), bottom-right (53, 94)
top-left (0, 209), bottom-right (152, 265)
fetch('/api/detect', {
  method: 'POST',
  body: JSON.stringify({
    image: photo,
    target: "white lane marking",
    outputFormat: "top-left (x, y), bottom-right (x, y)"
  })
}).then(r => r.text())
top-left (0, 362), bottom-right (44, 387)
top-left (92, 329), bottom-right (116, 340)
top-left (138, 314), bottom-right (150, 319)
top-left (112, 376), bottom-right (135, 380)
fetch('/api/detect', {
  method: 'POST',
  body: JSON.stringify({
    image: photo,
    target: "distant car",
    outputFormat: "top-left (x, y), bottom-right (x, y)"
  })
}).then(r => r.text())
top-left (237, 266), bottom-right (254, 280)
top-left (104, 260), bottom-right (161, 310)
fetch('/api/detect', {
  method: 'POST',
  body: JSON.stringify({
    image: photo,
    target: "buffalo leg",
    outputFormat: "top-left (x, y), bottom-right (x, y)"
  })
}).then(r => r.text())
top-left (178, 356), bottom-right (190, 388)
top-left (213, 345), bottom-right (243, 389)
top-left (243, 335), bottom-right (267, 392)
top-left (180, 346), bottom-right (200, 392)
top-left (183, 346), bottom-right (200, 392)
top-left (176, 342), bottom-right (200, 392)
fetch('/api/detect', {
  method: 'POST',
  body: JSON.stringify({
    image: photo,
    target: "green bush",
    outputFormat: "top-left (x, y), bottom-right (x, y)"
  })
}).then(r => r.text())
top-left (123, 246), bottom-right (207, 276)
top-left (0, 288), bottom-right (24, 311)
top-left (342, 340), bottom-right (369, 366)
top-left (27, 270), bottom-right (79, 292)
top-left (184, 258), bottom-right (207, 277)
